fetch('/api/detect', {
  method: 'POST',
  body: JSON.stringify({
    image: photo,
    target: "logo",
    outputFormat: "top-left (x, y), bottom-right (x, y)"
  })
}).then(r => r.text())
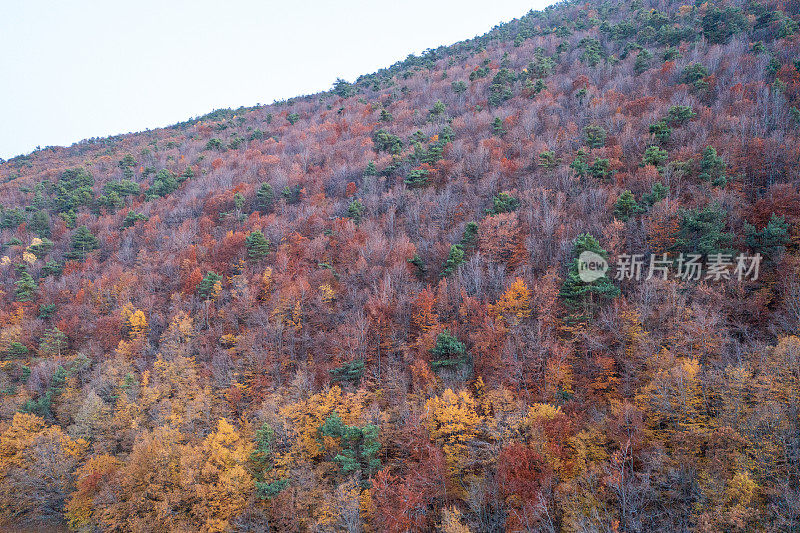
top-left (578, 251), bottom-right (609, 282)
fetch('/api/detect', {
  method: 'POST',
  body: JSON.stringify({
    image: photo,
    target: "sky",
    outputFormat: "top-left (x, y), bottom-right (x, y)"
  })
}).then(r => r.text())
top-left (0, 0), bottom-right (556, 160)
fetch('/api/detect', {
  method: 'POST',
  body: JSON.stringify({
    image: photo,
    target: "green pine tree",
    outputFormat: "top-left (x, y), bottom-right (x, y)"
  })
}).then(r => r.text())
top-left (245, 230), bottom-right (270, 261)
top-left (430, 330), bottom-right (467, 370)
top-left (488, 192), bottom-right (520, 215)
top-left (15, 271), bottom-right (38, 302)
top-left (745, 213), bottom-right (790, 264)
top-left (442, 244), bottom-right (464, 277)
top-left (347, 199), bottom-right (365, 224)
top-left (699, 146), bottom-right (727, 186)
top-left (317, 412), bottom-right (381, 488)
top-left (673, 204), bottom-right (735, 257)
top-left (614, 190), bottom-right (643, 221)
top-left (559, 234), bottom-right (620, 320)
top-left (65, 225), bottom-right (99, 261)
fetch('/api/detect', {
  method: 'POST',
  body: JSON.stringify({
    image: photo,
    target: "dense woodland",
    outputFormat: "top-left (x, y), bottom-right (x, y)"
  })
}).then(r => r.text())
top-left (1, 0), bottom-right (800, 531)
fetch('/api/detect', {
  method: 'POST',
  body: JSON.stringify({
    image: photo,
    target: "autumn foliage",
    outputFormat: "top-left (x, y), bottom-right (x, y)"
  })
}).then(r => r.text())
top-left (0, 0), bottom-right (799, 530)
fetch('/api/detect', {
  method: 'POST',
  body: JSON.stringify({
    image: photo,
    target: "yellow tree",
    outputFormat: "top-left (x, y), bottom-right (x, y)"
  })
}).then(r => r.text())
top-left (116, 305), bottom-right (149, 359)
top-left (65, 454), bottom-right (121, 531)
top-left (102, 426), bottom-right (187, 531)
top-left (424, 388), bottom-right (481, 476)
top-left (159, 310), bottom-right (195, 360)
top-left (140, 354), bottom-right (212, 433)
top-left (182, 418), bottom-right (254, 532)
top-left (489, 277), bottom-right (532, 327)
top-left (0, 413), bottom-right (86, 525)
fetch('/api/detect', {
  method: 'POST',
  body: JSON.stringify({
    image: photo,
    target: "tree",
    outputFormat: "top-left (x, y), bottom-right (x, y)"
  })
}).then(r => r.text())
top-left (65, 225), bottom-right (99, 261)
top-left (699, 146), bottom-right (727, 186)
top-left (424, 389), bottom-right (481, 475)
top-left (146, 169), bottom-right (179, 199)
top-left (642, 145), bottom-right (668, 167)
top-left (251, 422), bottom-right (289, 500)
top-left (488, 192), bottom-right (520, 215)
top-left (408, 253), bottom-right (427, 280)
top-left (255, 183), bottom-right (275, 212)
top-left (589, 158), bottom-right (612, 180)
top-left (584, 124), bottom-right (607, 148)
top-left (681, 63), bottom-right (709, 89)
top-left (430, 330), bottom-right (467, 370)
top-left (347, 199), bottom-right (365, 224)
top-left (745, 213), bottom-right (789, 264)
top-left (122, 210), bottom-right (147, 227)
top-left (65, 454), bottom-right (120, 531)
top-left (497, 443), bottom-right (555, 531)
top-left (490, 277), bottom-right (532, 326)
top-left (0, 413), bottom-right (86, 525)
top-left (614, 190), bottom-right (643, 221)
top-left (330, 360), bottom-right (365, 385)
top-left (39, 327), bottom-right (67, 358)
top-left (538, 151), bottom-right (560, 170)
top-left (559, 234), bottom-right (620, 319)
top-left (649, 120), bottom-right (672, 143)
top-left (571, 149), bottom-right (589, 177)
top-left (442, 244), bottom-right (464, 277)
top-left (333, 77), bottom-right (354, 97)
top-left (372, 129), bottom-right (403, 154)
top-left (428, 100), bottom-right (447, 121)
top-left (245, 230), bottom-right (270, 261)
top-left (15, 271), bottom-right (38, 302)
top-left (491, 117), bottom-right (505, 136)
top-left (665, 105), bottom-right (696, 125)
top-left (197, 271), bottom-right (222, 327)
top-left (642, 182), bottom-right (668, 207)
top-left (100, 426), bottom-right (186, 530)
top-left (53, 167), bottom-right (94, 214)
top-left (634, 49), bottom-right (652, 74)
top-left (183, 418), bottom-right (254, 532)
top-left (673, 204), bottom-right (735, 258)
top-left (701, 5), bottom-right (747, 44)
top-left (461, 222), bottom-right (478, 250)
top-left (488, 68), bottom-right (515, 106)
top-left (317, 412), bottom-right (381, 488)
top-left (198, 271), bottom-right (222, 301)
top-left (28, 210), bottom-right (50, 238)
top-left (118, 154), bottom-right (136, 178)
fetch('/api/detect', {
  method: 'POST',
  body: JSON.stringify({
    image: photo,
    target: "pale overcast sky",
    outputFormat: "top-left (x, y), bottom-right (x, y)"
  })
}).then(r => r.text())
top-left (0, 0), bottom-right (554, 160)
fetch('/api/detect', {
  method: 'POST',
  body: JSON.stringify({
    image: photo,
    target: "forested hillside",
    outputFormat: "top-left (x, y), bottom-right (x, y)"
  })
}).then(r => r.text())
top-left (1, 0), bottom-right (799, 530)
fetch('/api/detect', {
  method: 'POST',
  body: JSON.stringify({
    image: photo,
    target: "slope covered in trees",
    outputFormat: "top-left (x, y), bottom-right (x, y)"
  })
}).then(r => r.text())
top-left (1, 0), bottom-right (800, 530)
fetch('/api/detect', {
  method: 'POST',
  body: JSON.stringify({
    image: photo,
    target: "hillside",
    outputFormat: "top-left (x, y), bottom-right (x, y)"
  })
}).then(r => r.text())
top-left (1, 0), bottom-right (800, 530)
